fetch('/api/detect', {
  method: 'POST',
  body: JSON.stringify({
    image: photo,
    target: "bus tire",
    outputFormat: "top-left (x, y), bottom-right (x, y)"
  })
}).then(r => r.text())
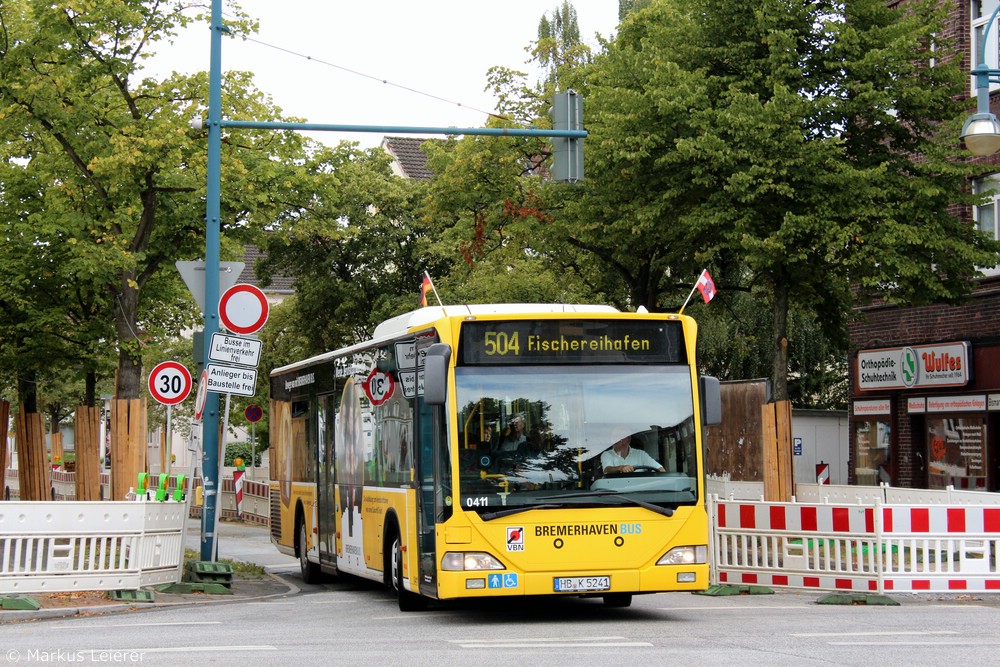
top-left (392, 533), bottom-right (427, 612)
top-left (602, 593), bottom-right (632, 608)
top-left (297, 514), bottom-right (321, 584)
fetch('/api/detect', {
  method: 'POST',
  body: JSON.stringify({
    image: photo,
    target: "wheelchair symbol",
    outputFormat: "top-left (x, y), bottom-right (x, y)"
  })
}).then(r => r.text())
top-left (487, 573), bottom-right (519, 589)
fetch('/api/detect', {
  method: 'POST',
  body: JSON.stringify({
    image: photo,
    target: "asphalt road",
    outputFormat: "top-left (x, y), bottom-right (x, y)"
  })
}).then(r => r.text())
top-left (3, 519), bottom-right (999, 666)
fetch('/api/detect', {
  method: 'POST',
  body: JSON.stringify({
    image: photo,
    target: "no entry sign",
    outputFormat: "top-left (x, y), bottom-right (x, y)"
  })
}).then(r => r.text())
top-left (148, 361), bottom-right (193, 406)
top-left (219, 283), bottom-right (269, 335)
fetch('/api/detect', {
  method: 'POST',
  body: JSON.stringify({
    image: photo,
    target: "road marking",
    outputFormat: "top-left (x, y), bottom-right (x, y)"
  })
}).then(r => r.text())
top-left (117, 646), bottom-right (278, 654)
top-left (451, 636), bottom-right (653, 649)
top-left (828, 641), bottom-right (1000, 646)
top-left (659, 605), bottom-right (810, 611)
top-left (451, 636), bottom-right (626, 643)
top-left (54, 621), bottom-right (222, 629)
top-left (793, 631), bottom-right (959, 637)
top-left (458, 641), bottom-right (652, 648)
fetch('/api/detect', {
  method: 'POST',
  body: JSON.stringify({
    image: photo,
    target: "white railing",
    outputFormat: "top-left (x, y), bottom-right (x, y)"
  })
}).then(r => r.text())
top-left (0, 499), bottom-right (188, 594)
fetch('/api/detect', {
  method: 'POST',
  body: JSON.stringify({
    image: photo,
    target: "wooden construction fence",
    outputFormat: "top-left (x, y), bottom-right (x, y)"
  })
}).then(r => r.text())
top-left (0, 401), bottom-right (8, 485)
top-left (15, 412), bottom-right (49, 501)
top-left (110, 398), bottom-right (147, 503)
top-left (75, 405), bottom-right (101, 501)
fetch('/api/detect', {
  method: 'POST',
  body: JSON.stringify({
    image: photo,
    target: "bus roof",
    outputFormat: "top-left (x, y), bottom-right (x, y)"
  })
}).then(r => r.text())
top-left (372, 304), bottom-right (619, 340)
top-left (271, 304), bottom-right (620, 378)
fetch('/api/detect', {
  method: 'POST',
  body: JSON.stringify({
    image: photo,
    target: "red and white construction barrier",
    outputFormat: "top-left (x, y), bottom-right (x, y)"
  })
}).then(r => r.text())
top-left (710, 497), bottom-right (1000, 594)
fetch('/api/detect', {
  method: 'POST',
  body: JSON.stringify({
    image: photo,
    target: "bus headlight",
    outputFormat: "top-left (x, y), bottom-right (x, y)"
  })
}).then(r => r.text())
top-left (441, 551), bottom-right (506, 571)
top-left (657, 545), bottom-right (707, 566)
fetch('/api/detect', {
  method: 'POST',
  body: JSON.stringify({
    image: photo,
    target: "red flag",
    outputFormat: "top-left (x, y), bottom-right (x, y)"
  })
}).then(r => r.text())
top-left (419, 274), bottom-right (433, 307)
top-left (696, 270), bottom-right (716, 303)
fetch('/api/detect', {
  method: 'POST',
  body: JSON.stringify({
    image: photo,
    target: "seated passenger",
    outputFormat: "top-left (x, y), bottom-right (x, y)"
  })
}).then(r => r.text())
top-left (601, 431), bottom-right (665, 474)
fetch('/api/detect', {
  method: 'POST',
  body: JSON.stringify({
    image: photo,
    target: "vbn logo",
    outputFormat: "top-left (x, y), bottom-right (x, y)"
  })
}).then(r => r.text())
top-left (506, 526), bottom-right (524, 552)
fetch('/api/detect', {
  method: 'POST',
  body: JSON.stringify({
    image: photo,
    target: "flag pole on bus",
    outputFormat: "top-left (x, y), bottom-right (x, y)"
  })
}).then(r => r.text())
top-left (419, 271), bottom-right (444, 307)
top-left (678, 269), bottom-right (717, 314)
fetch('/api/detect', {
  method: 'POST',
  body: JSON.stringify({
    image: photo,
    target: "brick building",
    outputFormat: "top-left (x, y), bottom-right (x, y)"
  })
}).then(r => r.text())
top-left (847, 1), bottom-right (1000, 491)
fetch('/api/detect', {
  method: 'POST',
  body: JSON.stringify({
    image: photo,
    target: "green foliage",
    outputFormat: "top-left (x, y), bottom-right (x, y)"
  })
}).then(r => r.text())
top-left (0, 0), bottom-right (308, 405)
top-left (255, 143), bottom-right (437, 355)
top-left (224, 441), bottom-right (261, 467)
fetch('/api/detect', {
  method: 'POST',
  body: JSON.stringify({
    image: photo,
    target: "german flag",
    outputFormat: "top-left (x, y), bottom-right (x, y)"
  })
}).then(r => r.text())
top-left (419, 273), bottom-right (433, 307)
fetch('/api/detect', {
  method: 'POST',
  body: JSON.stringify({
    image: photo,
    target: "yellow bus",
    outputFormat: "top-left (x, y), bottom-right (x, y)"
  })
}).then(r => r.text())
top-left (269, 304), bottom-right (720, 610)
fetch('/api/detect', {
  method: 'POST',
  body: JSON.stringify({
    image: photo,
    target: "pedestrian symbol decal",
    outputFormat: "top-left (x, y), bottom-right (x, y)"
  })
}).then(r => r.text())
top-left (487, 572), bottom-right (518, 589)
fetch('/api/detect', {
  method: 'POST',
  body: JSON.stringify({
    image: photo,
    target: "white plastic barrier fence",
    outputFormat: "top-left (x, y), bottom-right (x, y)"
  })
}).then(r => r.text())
top-left (0, 499), bottom-right (188, 594)
top-left (709, 496), bottom-right (1000, 594)
top-left (5, 469), bottom-right (270, 526)
top-left (705, 475), bottom-right (765, 500)
top-left (795, 482), bottom-right (1000, 507)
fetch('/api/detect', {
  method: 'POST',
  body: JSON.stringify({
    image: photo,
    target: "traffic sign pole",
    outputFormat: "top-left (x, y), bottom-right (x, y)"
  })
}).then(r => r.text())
top-left (201, 0), bottom-right (224, 563)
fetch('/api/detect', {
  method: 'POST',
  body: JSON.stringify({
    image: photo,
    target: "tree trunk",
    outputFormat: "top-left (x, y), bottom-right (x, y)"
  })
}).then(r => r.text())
top-left (85, 369), bottom-right (97, 407)
top-left (17, 372), bottom-right (37, 414)
top-left (114, 271), bottom-right (143, 400)
top-left (771, 279), bottom-right (790, 402)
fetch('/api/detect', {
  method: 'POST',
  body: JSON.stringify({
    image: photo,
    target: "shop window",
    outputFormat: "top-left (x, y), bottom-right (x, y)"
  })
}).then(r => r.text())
top-left (926, 417), bottom-right (988, 490)
top-left (854, 420), bottom-right (891, 486)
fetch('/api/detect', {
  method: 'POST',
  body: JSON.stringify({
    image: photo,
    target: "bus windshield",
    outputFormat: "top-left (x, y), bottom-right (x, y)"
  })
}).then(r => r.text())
top-left (455, 365), bottom-right (699, 515)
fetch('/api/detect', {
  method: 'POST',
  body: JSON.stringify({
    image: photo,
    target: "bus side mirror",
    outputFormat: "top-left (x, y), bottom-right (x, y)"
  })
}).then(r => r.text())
top-left (423, 343), bottom-right (451, 405)
top-left (700, 375), bottom-right (721, 426)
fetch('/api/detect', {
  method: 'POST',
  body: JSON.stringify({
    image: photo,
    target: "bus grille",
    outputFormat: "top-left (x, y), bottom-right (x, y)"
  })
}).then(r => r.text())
top-left (270, 492), bottom-right (282, 541)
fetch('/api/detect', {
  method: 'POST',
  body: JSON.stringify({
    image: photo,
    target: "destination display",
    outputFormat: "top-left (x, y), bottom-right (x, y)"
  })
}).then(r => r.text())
top-left (460, 319), bottom-right (684, 365)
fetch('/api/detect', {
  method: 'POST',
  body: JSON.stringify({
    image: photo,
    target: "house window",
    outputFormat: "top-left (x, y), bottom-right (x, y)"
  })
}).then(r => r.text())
top-left (973, 173), bottom-right (1000, 240)
top-left (972, 0), bottom-right (1000, 94)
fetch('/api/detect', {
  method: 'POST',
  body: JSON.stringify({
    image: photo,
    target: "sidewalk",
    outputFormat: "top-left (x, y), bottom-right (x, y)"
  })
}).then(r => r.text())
top-left (0, 517), bottom-right (299, 624)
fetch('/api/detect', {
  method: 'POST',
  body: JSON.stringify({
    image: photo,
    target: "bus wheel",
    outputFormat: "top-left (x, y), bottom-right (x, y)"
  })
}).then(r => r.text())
top-left (298, 518), bottom-right (321, 584)
top-left (603, 593), bottom-right (632, 608)
top-left (392, 534), bottom-right (427, 612)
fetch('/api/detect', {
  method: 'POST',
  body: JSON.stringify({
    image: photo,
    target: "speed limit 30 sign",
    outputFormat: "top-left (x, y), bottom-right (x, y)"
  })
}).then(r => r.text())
top-left (148, 361), bottom-right (193, 406)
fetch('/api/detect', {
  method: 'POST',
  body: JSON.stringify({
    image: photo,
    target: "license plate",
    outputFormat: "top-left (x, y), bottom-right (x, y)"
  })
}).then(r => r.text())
top-left (553, 576), bottom-right (610, 592)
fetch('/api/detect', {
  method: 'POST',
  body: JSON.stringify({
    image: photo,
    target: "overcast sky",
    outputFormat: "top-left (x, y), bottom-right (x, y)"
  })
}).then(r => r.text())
top-left (147, 1), bottom-right (621, 147)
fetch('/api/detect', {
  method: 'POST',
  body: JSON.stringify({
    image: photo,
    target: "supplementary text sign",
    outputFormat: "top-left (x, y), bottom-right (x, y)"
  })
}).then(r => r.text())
top-left (205, 364), bottom-right (258, 397)
top-left (209, 332), bottom-right (263, 367)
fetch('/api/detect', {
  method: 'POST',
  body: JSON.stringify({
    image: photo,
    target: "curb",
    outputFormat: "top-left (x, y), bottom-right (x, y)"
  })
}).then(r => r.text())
top-left (0, 571), bottom-right (299, 625)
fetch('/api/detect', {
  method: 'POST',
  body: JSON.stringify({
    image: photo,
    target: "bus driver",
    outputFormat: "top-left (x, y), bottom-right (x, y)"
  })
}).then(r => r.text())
top-left (601, 430), bottom-right (665, 474)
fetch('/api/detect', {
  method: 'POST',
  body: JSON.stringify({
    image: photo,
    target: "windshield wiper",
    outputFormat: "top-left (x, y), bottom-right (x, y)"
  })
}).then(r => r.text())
top-left (538, 490), bottom-right (675, 517)
top-left (481, 504), bottom-right (564, 521)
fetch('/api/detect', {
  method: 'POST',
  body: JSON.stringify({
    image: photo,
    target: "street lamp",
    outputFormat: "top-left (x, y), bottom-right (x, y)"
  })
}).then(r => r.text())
top-left (963, 3), bottom-right (1000, 155)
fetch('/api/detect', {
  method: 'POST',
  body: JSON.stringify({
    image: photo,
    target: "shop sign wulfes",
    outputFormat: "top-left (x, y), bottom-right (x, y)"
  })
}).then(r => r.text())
top-left (857, 342), bottom-right (970, 391)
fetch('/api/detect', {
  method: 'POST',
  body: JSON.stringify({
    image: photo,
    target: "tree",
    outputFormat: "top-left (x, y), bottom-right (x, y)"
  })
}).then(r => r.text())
top-left (544, 0), bottom-right (1000, 402)
top-left (535, 2), bottom-right (585, 88)
top-left (255, 143), bottom-right (436, 354)
top-left (667, 0), bottom-right (999, 400)
top-left (0, 1), bottom-right (308, 405)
